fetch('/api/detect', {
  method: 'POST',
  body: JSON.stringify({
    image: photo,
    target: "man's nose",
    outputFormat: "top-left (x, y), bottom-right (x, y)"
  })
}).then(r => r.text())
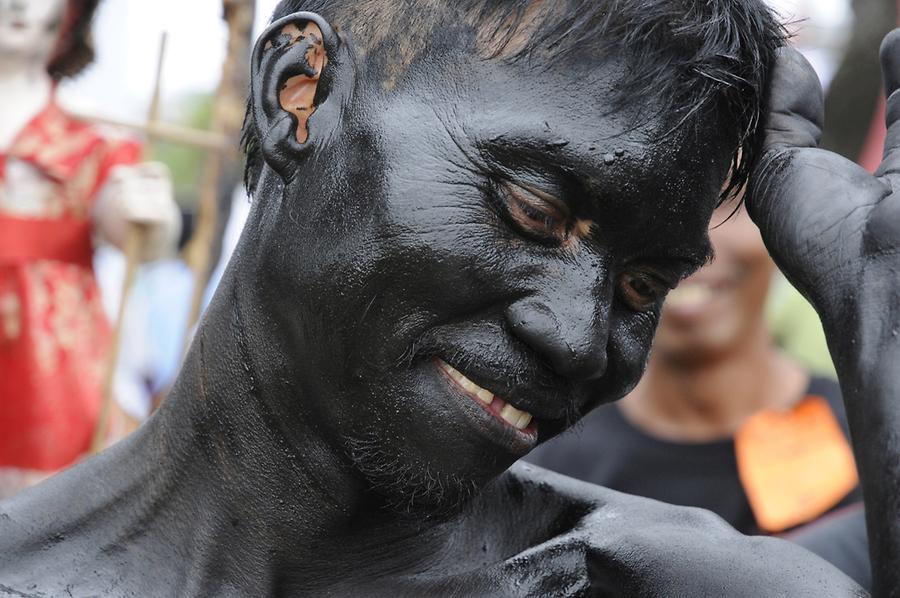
top-left (505, 287), bottom-right (610, 381)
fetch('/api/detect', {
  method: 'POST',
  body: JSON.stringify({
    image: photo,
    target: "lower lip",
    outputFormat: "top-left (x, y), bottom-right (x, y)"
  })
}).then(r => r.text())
top-left (435, 362), bottom-right (538, 453)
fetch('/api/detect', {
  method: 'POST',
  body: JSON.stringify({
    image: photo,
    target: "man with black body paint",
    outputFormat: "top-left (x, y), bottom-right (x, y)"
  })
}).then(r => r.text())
top-left (0, 1), bottom-right (897, 596)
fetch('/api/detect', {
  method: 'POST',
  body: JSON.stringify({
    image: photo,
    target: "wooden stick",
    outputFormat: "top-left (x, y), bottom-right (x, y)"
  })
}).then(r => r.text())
top-left (147, 33), bottom-right (167, 126)
top-left (92, 224), bottom-right (147, 452)
top-left (69, 114), bottom-right (228, 152)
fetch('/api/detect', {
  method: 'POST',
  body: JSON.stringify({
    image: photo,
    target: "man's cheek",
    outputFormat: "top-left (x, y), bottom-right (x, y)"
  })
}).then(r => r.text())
top-left (607, 311), bottom-right (660, 390)
top-left (367, 222), bottom-right (518, 307)
top-left (384, 202), bottom-right (501, 256)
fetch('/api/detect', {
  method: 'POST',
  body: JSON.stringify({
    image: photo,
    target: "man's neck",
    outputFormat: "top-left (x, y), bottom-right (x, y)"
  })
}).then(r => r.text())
top-left (0, 58), bottom-right (52, 151)
top-left (89, 266), bottom-right (454, 592)
top-left (619, 322), bottom-right (808, 443)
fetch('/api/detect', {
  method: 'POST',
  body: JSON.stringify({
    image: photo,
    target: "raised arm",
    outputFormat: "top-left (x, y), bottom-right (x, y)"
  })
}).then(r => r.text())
top-left (749, 33), bottom-right (900, 598)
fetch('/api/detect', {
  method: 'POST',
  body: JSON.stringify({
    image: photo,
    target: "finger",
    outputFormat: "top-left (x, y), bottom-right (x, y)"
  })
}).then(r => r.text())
top-left (747, 47), bottom-right (823, 226)
top-left (877, 29), bottom-right (900, 176)
top-left (759, 46), bottom-right (824, 153)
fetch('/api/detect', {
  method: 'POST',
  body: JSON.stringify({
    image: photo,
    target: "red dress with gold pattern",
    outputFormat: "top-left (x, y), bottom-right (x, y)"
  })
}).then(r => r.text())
top-left (0, 100), bottom-right (139, 490)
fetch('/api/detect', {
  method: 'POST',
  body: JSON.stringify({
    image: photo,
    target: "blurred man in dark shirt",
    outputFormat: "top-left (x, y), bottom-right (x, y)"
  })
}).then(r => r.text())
top-left (527, 200), bottom-right (862, 536)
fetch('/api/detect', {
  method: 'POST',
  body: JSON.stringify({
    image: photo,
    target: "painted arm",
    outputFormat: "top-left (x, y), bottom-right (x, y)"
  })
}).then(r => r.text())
top-left (749, 33), bottom-right (900, 598)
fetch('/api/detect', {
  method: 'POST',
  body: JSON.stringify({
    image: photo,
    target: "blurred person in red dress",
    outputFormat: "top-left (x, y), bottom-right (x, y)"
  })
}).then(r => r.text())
top-left (0, 0), bottom-right (180, 498)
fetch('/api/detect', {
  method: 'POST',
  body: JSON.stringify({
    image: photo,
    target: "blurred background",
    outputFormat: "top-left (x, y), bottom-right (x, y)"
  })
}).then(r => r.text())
top-left (60, 0), bottom-right (282, 208)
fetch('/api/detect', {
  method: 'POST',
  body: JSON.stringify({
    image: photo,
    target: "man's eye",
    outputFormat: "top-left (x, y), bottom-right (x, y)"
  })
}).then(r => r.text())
top-left (617, 270), bottom-right (670, 312)
top-left (498, 181), bottom-right (570, 243)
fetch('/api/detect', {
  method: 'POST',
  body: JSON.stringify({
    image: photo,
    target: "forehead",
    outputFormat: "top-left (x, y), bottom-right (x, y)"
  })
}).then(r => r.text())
top-left (367, 51), bottom-right (727, 258)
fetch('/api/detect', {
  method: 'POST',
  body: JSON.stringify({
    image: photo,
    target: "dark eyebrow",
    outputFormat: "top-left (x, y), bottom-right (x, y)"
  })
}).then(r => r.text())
top-left (476, 139), bottom-right (596, 223)
top-left (475, 133), bottom-right (647, 214)
top-left (477, 134), bottom-right (599, 182)
top-left (477, 132), bottom-right (716, 270)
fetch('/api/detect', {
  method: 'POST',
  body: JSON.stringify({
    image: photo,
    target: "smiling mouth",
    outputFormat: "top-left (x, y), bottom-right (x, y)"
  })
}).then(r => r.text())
top-left (437, 360), bottom-right (534, 431)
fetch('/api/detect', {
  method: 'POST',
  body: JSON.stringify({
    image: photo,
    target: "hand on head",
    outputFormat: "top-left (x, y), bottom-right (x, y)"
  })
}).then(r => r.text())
top-left (748, 37), bottom-right (900, 343)
top-left (747, 31), bottom-right (900, 596)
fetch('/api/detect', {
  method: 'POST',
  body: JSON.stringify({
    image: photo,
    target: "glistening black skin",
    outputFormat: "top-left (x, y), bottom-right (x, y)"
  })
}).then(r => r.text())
top-left (0, 7), bottom-right (884, 597)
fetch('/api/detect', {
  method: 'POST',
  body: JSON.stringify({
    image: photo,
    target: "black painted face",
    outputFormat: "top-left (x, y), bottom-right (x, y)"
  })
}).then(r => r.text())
top-left (252, 42), bottom-right (730, 513)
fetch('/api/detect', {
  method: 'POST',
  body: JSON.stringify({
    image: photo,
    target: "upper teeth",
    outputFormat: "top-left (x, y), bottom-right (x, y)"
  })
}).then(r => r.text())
top-left (500, 403), bottom-right (533, 430)
top-left (438, 361), bottom-right (534, 430)
top-left (440, 361), bottom-right (494, 404)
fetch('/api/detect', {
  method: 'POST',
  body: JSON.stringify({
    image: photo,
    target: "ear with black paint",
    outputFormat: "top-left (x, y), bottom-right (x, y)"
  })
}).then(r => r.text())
top-left (250, 12), bottom-right (346, 179)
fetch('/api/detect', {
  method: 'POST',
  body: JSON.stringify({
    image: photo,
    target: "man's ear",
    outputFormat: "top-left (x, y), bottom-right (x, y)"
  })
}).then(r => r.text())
top-left (250, 12), bottom-right (345, 180)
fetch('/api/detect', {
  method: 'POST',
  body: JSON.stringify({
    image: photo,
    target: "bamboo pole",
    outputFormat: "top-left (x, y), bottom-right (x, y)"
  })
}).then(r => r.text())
top-left (91, 225), bottom-right (146, 451)
top-left (70, 114), bottom-right (228, 152)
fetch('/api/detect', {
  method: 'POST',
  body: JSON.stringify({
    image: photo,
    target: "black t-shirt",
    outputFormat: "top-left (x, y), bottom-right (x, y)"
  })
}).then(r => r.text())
top-left (789, 503), bottom-right (870, 590)
top-left (525, 376), bottom-right (862, 535)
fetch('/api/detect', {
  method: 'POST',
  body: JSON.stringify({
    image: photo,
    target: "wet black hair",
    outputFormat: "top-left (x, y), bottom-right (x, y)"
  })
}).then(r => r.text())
top-left (243, 0), bottom-right (788, 201)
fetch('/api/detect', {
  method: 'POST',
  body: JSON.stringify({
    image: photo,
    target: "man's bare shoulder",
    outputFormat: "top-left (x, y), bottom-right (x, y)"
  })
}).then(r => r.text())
top-left (0, 457), bottom-right (164, 598)
top-left (0, 461), bottom-right (867, 597)
top-left (436, 462), bottom-right (869, 597)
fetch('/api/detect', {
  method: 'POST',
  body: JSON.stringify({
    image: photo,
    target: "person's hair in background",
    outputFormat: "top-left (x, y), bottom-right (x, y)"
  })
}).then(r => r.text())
top-left (47, 0), bottom-right (100, 79)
